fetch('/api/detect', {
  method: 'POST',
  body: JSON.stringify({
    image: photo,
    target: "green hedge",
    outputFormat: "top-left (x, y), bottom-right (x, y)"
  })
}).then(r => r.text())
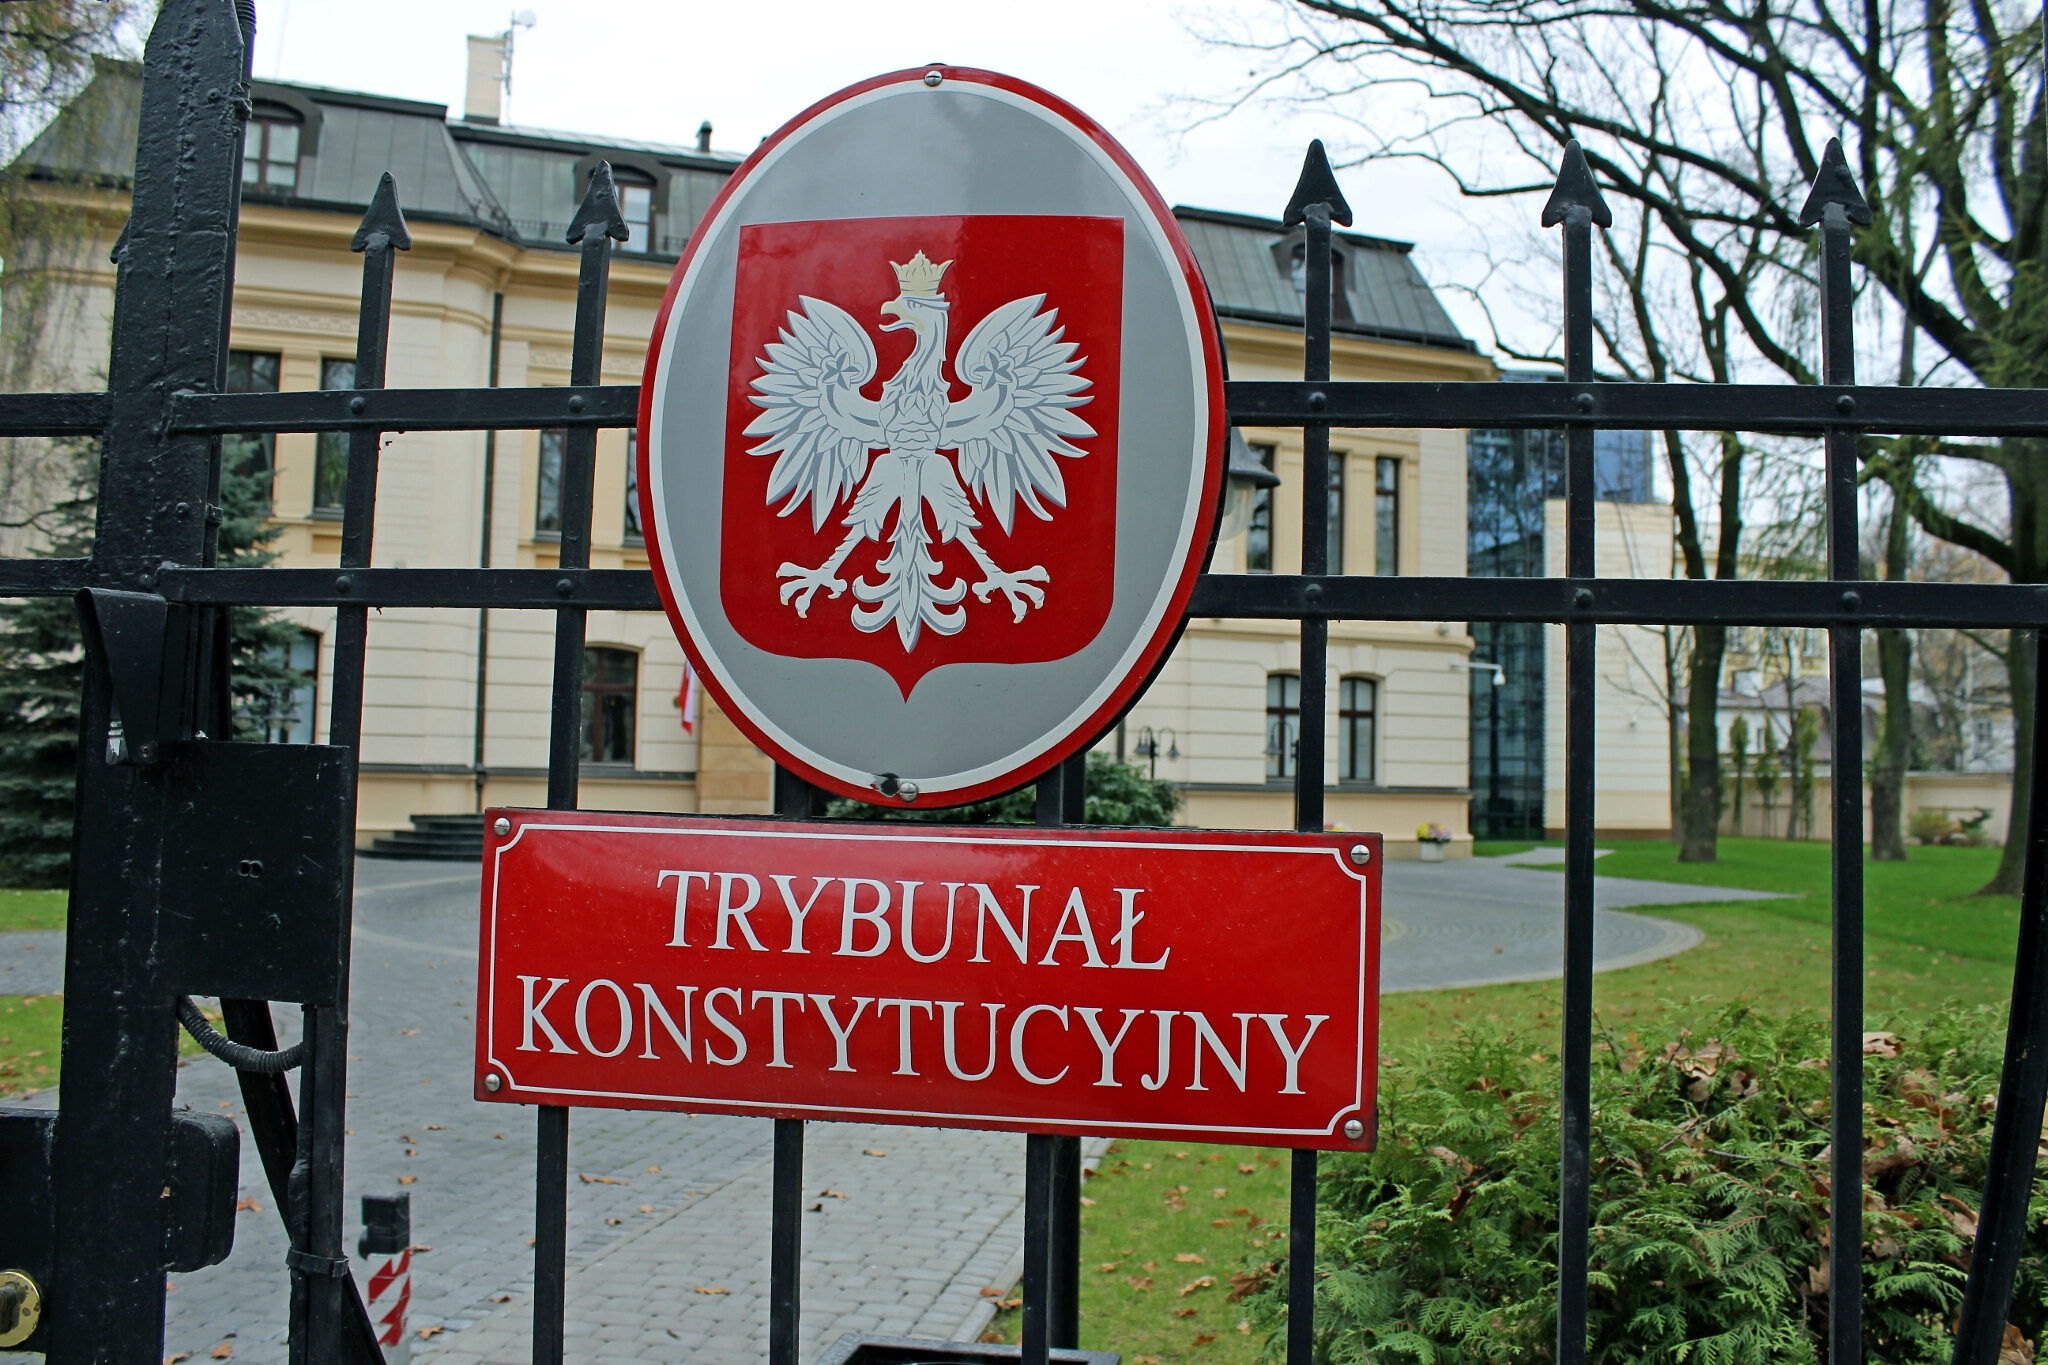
top-left (1243, 1004), bottom-right (2043, 1364)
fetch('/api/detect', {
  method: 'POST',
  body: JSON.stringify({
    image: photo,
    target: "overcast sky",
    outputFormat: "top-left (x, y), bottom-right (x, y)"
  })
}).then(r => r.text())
top-left (246, 0), bottom-right (1508, 353)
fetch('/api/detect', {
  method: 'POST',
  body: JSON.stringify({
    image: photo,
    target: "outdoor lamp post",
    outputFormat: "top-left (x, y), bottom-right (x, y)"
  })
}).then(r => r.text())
top-left (1133, 726), bottom-right (1178, 780)
top-left (1217, 429), bottom-right (1281, 540)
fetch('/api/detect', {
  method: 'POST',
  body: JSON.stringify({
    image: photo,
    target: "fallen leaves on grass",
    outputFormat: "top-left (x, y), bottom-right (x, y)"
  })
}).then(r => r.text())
top-left (1173, 1253), bottom-right (1206, 1264)
top-left (1237, 1322), bottom-right (1252, 1335)
top-left (1212, 1219), bottom-right (1234, 1227)
top-left (579, 1174), bottom-right (626, 1185)
top-left (1229, 1264), bottom-right (1278, 1301)
top-left (1080, 1196), bottom-right (1096, 1206)
top-left (1173, 1308), bottom-right (1197, 1319)
top-left (1097, 1262), bottom-right (1118, 1272)
top-left (1127, 1276), bottom-right (1155, 1291)
top-left (1237, 1163), bottom-right (1257, 1174)
top-left (1179, 1275), bottom-right (1216, 1296)
top-left (1211, 1187), bottom-right (1228, 1198)
top-left (1191, 1333), bottom-right (1216, 1347)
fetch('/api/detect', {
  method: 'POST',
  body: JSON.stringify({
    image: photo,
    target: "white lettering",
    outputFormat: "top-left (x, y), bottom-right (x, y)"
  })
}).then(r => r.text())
top-left (1040, 888), bottom-right (1108, 967)
top-left (836, 880), bottom-right (892, 957)
top-left (1187, 1011), bottom-right (1255, 1092)
top-left (878, 997), bottom-right (934, 1075)
top-left (769, 875), bottom-right (835, 954)
top-left (1111, 889), bottom-right (1169, 970)
top-left (574, 979), bottom-right (632, 1058)
top-left (703, 986), bottom-right (747, 1065)
top-left (902, 883), bottom-right (956, 963)
top-left (939, 1001), bottom-right (1003, 1081)
top-left (636, 984), bottom-right (696, 1061)
top-left (658, 871), bottom-right (710, 947)
top-left (1260, 1014), bottom-right (1328, 1094)
top-left (809, 994), bottom-right (874, 1072)
top-left (712, 873), bottom-right (766, 951)
top-left (1140, 1010), bottom-right (1177, 1090)
top-left (1011, 1004), bottom-right (1070, 1085)
top-left (518, 975), bottom-right (575, 1054)
top-left (1074, 1006), bottom-right (1144, 1086)
top-left (751, 990), bottom-right (807, 1068)
top-left (969, 884), bottom-right (1036, 964)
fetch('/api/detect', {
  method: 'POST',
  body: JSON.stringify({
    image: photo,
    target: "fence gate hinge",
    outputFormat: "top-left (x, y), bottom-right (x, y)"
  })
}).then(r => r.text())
top-left (75, 587), bottom-right (192, 765)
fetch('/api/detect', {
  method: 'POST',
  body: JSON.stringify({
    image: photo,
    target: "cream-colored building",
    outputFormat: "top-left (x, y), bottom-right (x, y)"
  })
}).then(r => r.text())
top-left (10, 52), bottom-right (1692, 857)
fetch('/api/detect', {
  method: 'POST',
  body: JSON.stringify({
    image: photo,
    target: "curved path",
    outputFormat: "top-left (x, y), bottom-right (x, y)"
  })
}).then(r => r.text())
top-left (1380, 850), bottom-right (1783, 993)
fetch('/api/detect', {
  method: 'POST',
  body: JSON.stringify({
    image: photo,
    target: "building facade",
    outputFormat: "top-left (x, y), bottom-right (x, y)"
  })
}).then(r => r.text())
top-left (9, 52), bottom-right (1503, 853)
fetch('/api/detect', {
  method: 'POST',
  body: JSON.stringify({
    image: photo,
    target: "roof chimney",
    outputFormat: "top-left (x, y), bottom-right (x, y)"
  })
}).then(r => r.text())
top-left (464, 34), bottom-right (504, 124)
top-left (696, 121), bottom-right (713, 155)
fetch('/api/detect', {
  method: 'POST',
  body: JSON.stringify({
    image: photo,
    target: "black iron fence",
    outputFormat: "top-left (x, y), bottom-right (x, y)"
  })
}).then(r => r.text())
top-left (2, 4), bottom-right (2048, 1365)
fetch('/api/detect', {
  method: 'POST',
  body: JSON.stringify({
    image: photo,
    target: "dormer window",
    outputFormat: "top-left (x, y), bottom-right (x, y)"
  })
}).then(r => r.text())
top-left (243, 105), bottom-right (302, 192)
top-left (1276, 231), bottom-right (1352, 320)
top-left (614, 170), bottom-right (654, 252)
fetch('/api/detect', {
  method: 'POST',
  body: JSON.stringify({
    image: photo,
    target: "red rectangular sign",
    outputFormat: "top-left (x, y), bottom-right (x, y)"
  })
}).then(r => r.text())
top-left (473, 812), bottom-right (1380, 1150)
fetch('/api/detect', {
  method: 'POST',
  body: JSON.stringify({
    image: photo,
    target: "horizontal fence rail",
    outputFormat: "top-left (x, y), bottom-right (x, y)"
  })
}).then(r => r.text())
top-left (0, 377), bottom-right (2044, 441)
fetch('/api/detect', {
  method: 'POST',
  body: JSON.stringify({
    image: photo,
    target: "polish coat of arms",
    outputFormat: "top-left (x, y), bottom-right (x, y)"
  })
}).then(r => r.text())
top-left (720, 222), bottom-right (1130, 703)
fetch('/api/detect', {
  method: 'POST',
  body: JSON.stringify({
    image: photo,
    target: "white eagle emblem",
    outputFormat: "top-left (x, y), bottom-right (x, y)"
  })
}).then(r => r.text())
top-left (742, 250), bottom-right (1095, 652)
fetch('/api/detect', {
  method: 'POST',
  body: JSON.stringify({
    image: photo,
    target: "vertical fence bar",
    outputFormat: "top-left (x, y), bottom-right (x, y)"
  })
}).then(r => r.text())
top-left (1952, 629), bottom-right (2048, 1364)
top-left (1022, 1131), bottom-right (1056, 1365)
top-left (474, 290), bottom-right (503, 811)
top-left (531, 165), bottom-right (625, 1365)
top-left (1282, 139), bottom-right (1350, 1365)
top-left (292, 173), bottom-right (408, 1365)
top-left (1023, 754), bottom-right (1084, 1365)
top-left (769, 1116), bottom-right (806, 1365)
top-left (1543, 140), bottom-right (1610, 1365)
top-left (47, 4), bottom-right (244, 1360)
top-left (1799, 140), bottom-right (1871, 1365)
top-left (769, 764), bottom-right (813, 1365)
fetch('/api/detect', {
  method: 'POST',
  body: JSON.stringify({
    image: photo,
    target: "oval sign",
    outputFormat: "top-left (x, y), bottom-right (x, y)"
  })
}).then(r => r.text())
top-left (639, 66), bottom-right (1224, 808)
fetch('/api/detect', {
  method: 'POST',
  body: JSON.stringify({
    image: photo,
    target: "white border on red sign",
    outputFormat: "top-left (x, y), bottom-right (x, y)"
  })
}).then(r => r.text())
top-left (637, 67), bottom-right (1224, 808)
top-left (479, 821), bottom-right (1369, 1142)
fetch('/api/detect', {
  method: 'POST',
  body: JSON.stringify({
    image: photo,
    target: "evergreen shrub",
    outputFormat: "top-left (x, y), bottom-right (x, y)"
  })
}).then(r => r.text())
top-left (825, 750), bottom-right (1182, 827)
top-left (1241, 1004), bottom-right (2044, 1364)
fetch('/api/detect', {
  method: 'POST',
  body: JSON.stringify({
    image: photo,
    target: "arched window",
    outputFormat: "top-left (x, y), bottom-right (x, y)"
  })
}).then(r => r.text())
top-left (582, 647), bottom-right (638, 764)
top-left (1265, 672), bottom-right (1300, 780)
top-left (1339, 676), bottom-right (1378, 783)
top-left (244, 103), bottom-right (302, 192)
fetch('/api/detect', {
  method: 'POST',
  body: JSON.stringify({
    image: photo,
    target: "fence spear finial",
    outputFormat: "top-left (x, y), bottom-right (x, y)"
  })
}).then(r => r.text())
top-left (351, 172), bottom-right (412, 253)
top-left (1541, 140), bottom-right (1612, 229)
top-left (1797, 138), bottom-right (1873, 227)
top-left (1283, 140), bottom-right (1353, 227)
top-left (568, 161), bottom-right (631, 245)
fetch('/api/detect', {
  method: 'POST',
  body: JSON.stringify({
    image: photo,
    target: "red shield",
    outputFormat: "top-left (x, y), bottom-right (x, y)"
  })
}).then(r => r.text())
top-left (719, 214), bottom-right (1124, 698)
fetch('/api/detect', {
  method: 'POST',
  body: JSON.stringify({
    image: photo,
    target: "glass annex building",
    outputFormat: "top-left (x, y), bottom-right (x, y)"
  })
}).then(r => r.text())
top-left (1467, 378), bottom-right (1655, 838)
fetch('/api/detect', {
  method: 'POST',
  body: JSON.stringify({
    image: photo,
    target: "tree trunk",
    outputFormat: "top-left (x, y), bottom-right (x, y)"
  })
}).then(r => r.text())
top-left (1680, 624), bottom-right (1727, 861)
top-left (1870, 498), bottom-right (1912, 861)
top-left (1978, 629), bottom-right (2033, 895)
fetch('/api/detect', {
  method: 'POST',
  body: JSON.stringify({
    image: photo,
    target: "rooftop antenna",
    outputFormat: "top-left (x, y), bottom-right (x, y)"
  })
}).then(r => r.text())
top-left (501, 10), bottom-right (537, 120)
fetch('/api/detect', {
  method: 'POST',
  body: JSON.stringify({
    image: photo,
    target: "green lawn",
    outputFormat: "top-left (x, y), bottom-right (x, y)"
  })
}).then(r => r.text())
top-left (0, 888), bottom-right (65, 932)
top-left (0, 994), bottom-right (61, 1098)
top-left (1027, 837), bottom-right (2023, 1361)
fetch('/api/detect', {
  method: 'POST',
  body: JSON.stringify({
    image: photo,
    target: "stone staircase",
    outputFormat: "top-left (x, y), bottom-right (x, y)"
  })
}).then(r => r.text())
top-left (363, 813), bottom-right (486, 862)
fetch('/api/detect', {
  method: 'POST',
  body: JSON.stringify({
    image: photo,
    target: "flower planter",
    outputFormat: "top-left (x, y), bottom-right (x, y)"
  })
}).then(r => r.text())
top-left (1419, 840), bottom-right (1448, 862)
top-left (815, 1335), bottom-right (1119, 1365)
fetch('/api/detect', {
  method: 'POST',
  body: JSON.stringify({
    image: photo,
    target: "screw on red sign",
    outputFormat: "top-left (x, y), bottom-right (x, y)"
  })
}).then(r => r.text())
top-left (473, 813), bottom-right (1379, 1149)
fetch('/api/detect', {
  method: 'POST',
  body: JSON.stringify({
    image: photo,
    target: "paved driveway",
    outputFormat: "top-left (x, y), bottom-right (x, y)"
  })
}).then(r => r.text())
top-left (0, 848), bottom-right (1774, 1364)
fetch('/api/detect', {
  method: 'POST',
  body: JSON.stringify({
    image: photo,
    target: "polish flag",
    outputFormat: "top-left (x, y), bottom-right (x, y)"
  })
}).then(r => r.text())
top-left (676, 659), bottom-right (699, 734)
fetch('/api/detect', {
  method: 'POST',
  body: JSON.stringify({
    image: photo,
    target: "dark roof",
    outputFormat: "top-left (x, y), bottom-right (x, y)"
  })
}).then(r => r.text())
top-left (1172, 206), bottom-right (1473, 353)
top-left (15, 58), bottom-right (741, 255)
top-left (13, 61), bottom-right (1473, 351)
